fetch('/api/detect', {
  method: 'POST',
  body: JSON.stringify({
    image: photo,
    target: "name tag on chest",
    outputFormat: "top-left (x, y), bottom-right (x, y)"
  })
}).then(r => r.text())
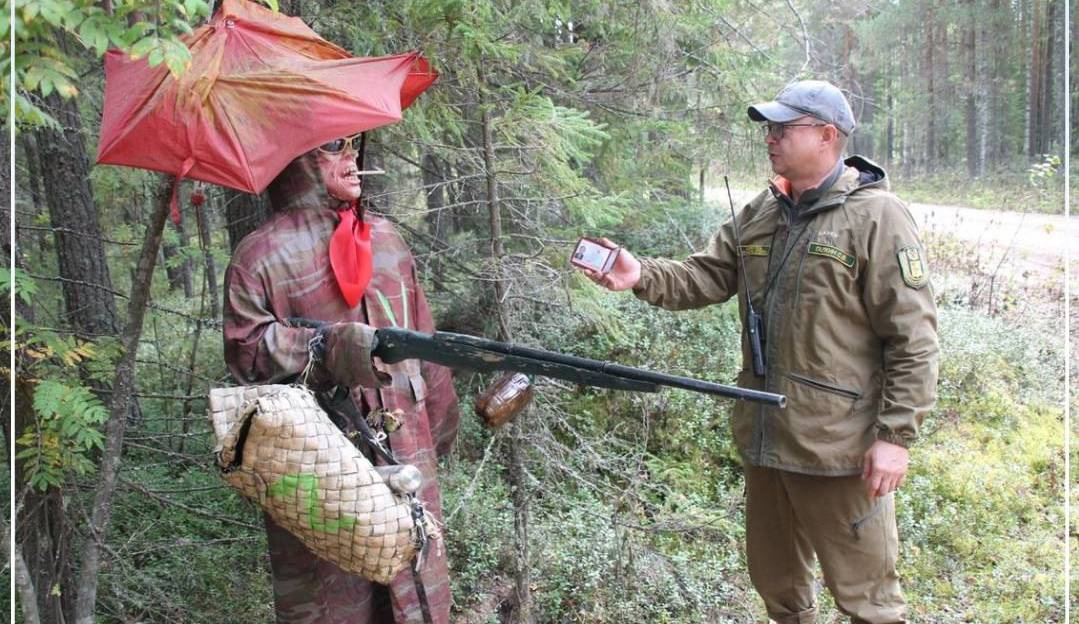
top-left (807, 242), bottom-right (855, 269)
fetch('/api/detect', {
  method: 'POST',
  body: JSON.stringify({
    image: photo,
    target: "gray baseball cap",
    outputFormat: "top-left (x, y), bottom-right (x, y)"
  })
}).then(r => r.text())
top-left (748, 80), bottom-right (856, 135)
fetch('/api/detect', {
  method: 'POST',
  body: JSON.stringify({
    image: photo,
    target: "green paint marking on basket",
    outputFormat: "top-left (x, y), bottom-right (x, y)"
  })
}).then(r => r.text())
top-left (268, 474), bottom-right (357, 533)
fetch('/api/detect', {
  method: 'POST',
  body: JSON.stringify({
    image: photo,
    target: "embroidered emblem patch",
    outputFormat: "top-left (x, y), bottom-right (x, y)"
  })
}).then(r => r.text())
top-left (739, 245), bottom-right (770, 257)
top-left (897, 246), bottom-right (928, 288)
top-left (807, 242), bottom-right (855, 268)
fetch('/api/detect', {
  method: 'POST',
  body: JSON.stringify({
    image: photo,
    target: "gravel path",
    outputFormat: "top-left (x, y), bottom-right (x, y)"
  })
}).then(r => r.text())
top-left (706, 185), bottom-right (1071, 279)
top-left (907, 202), bottom-right (1070, 277)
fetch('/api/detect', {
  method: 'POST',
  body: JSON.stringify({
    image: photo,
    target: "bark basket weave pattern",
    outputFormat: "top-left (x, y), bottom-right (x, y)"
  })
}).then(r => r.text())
top-left (208, 385), bottom-right (417, 583)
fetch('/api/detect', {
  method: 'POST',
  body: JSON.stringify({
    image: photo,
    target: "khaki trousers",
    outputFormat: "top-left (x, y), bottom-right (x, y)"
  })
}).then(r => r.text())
top-left (744, 465), bottom-right (906, 624)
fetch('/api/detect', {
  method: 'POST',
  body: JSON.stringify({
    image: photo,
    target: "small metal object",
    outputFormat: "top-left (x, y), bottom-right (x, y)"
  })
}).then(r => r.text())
top-left (376, 464), bottom-right (423, 495)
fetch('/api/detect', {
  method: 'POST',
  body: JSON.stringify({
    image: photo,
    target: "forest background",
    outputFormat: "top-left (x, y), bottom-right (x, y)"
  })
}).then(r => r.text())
top-left (4, 0), bottom-right (1073, 622)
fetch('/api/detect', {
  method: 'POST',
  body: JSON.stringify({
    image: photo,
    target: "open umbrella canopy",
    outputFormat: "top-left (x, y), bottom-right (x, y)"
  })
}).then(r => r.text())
top-left (96, 0), bottom-right (437, 196)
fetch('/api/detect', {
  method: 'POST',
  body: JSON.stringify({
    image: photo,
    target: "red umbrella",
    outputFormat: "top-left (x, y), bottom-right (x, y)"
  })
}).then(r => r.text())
top-left (96, 0), bottom-right (436, 218)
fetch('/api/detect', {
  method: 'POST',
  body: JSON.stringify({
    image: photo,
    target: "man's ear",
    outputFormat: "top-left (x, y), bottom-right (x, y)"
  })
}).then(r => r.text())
top-left (820, 124), bottom-right (839, 152)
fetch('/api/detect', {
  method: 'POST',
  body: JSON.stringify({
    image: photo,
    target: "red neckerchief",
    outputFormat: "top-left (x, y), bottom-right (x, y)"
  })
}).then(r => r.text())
top-left (328, 202), bottom-right (372, 308)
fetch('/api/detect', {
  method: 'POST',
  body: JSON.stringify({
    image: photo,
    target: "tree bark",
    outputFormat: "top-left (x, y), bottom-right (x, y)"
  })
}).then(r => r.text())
top-left (162, 215), bottom-right (194, 297)
top-left (37, 93), bottom-right (119, 340)
top-left (225, 189), bottom-right (269, 253)
top-left (965, 0), bottom-right (979, 177)
top-left (15, 376), bottom-right (75, 624)
top-left (72, 176), bottom-right (173, 624)
top-left (924, 4), bottom-right (936, 172)
top-left (1027, 0), bottom-right (1045, 156)
top-left (195, 200), bottom-right (220, 319)
top-left (14, 543), bottom-right (42, 624)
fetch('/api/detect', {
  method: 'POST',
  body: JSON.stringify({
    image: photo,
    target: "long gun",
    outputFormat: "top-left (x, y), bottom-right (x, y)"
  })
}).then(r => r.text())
top-left (289, 318), bottom-right (786, 408)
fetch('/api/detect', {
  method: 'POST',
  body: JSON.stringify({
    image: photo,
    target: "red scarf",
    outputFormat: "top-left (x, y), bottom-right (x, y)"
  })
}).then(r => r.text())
top-left (329, 204), bottom-right (372, 308)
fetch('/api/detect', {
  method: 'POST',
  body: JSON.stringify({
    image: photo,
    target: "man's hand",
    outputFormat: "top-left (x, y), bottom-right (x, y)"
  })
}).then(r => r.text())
top-left (578, 238), bottom-right (642, 291)
top-left (861, 439), bottom-right (909, 499)
top-left (320, 322), bottom-right (389, 389)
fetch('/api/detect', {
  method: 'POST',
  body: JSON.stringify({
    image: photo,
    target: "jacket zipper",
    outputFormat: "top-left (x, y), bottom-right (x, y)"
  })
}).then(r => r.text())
top-left (786, 372), bottom-right (861, 400)
top-left (757, 221), bottom-right (791, 462)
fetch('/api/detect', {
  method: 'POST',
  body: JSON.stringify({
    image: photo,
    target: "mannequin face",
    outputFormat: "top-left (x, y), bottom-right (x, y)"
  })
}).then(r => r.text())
top-left (315, 134), bottom-right (362, 201)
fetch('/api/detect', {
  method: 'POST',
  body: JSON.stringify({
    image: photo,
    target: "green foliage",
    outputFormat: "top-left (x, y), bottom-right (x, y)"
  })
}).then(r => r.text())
top-left (14, 0), bottom-right (214, 127)
top-left (17, 379), bottom-right (108, 490)
top-left (893, 164), bottom-right (1064, 214)
top-left (895, 307), bottom-right (1063, 622)
top-left (91, 465), bottom-right (272, 623)
top-left (8, 271), bottom-right (119, 492)
top-left (12, 0), bottom-right (1067, 621)
top-left (0, 266), bottom-right (40, 306)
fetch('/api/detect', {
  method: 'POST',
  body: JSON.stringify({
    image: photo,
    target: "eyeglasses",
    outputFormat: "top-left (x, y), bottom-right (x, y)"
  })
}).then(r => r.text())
top-left (318, 133), bottom-right (363, 154)
top-left (763, 122), bottom-right (826, 140)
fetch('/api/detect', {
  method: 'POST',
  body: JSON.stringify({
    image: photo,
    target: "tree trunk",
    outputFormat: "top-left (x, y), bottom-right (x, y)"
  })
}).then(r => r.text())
top-left (885, 69), bottom-right (895, 166)
top-left (1027, 0), bottom-right (1045, 156)
top-left (936, 20), bottom-right (948, 164)
top-left (37, 93), bottom-right (119, 340)
top-left (162, 214), bottom-right (194, 297)
top-left (14, 543), bottom-right (42, 624)
top-left (481, 102), bottom-right (532, 624)
top-left (195, 201), bottom-right (220, 319)
top-left (225, 189), bottom-right (269, 252)
top-left (965, 0), bottom-right (979, 177)
top-left (924, 4), bottom-right (936, 172)
top-left (977, 7), bottom-right (990, 174)
top-left (1039, 0), bottom-right (1056, 154)
top-left (15, 376), bottom-right (75, 624)
top-left (72, 176), bottom-right (173, 624)
top-left (422, 152), bottom-right (449, 291)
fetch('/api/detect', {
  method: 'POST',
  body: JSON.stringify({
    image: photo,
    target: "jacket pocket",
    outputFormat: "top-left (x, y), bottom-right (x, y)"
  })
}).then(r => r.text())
top-left (786, 372), bottom-right (861, 400)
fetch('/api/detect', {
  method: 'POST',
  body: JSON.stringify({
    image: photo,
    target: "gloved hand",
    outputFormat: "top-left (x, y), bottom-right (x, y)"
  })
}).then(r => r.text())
top-left (317, 322), bottom-right (389, 389)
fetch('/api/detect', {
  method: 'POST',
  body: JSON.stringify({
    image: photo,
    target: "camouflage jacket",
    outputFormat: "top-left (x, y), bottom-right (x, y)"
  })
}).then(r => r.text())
top-left (223, 153), bottom-right (460, 623)
top-left (633, 156), bottom-right (939, 476)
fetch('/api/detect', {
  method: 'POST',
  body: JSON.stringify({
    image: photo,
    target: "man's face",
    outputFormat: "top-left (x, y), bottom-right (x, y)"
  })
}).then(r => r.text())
top-left (763, 116), bottom-right (830, 179)
top-left (316, 134), bottom-right (362, 202)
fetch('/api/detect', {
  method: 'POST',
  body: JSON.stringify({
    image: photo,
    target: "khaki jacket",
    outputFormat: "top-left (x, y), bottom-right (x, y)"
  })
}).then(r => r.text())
top-left (634, 156), bottom-right (938, 475)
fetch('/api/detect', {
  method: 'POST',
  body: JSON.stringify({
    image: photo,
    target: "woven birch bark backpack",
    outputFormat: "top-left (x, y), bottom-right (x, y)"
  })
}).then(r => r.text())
top-left (207, 384), bottom-right (428, 584)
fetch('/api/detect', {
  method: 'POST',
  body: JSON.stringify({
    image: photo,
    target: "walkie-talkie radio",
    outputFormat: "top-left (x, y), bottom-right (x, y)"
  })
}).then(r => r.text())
top-left (725, 176), bottom-right (766, 377)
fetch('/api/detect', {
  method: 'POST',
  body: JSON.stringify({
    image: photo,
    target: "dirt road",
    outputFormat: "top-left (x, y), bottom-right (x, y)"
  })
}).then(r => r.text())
top-left (907, 202), bottom-right (1070, 276)
top-left (707, 186), bottom-right (1071, 278)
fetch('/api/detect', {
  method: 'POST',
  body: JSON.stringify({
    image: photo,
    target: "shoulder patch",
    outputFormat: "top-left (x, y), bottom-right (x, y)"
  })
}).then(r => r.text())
top-left (897, 246), bottom-right (928, 288)
top-left (807, 242), bottom-right (855, 269)
top-left (739, 245), bottom-right (770, 257)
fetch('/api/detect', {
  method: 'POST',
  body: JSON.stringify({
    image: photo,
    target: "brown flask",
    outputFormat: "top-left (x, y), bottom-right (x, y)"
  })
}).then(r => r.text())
top-left (474, 372), bottom-right (534, 427)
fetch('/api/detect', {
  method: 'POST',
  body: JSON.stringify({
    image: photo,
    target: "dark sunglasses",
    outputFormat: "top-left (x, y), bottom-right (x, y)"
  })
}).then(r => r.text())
top-left (318, 133), bottom-right (363, 154)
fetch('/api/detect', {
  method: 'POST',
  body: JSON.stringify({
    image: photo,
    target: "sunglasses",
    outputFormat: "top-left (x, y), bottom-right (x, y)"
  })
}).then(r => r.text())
top-left (318, 133), bottom-right (363, 154)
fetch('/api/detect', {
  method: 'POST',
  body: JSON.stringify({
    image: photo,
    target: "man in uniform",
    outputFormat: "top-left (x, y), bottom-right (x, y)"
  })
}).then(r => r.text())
top-left (577, 80), bottom-right (938, 624)
top-left (224, 133), bottom-right (460, 624)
